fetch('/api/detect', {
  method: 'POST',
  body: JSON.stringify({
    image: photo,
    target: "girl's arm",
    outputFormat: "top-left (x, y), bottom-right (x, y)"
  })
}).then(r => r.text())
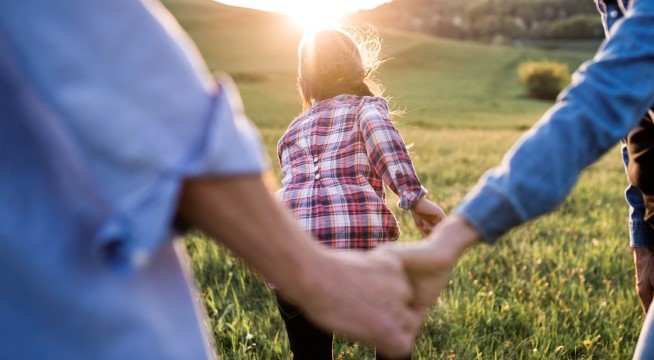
top-left (359, 97), bottom-right (446, 235)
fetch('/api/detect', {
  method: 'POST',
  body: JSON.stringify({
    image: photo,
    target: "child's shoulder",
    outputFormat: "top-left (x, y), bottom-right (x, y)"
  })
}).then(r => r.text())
top-left (333, 94), bottom-right (388, 111)
top-left (363, 95), bottom-right (387, 105)
top-left (359, 95), bottom-right (389, 113)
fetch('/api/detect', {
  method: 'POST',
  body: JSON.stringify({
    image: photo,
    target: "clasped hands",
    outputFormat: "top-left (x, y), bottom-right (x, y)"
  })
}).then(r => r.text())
top-left (295, 216), bottom-right (480, 359)
top-left (310, 218), bottom-right (654, 359)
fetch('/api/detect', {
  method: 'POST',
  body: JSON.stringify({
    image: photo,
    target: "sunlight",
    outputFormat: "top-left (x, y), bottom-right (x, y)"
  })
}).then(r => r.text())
top-left (285, 4), bottom-right (344, 32)
top-left (215, 0), bottom-right (391, 31)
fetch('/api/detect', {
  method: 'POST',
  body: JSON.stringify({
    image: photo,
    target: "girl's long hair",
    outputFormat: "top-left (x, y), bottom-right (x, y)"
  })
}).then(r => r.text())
top-left (297, 25), bottom-right (385, 111)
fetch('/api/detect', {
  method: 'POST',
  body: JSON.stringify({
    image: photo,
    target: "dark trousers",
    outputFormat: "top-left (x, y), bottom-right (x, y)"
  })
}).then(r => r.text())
top-left (627, 115), bottom-right (654, 228)
top-left (275, 292), bottom-right (412, 360)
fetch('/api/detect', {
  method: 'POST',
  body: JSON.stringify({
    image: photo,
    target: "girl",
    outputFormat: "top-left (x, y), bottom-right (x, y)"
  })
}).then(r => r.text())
top-left (275, 26), bottom-right (446, 360)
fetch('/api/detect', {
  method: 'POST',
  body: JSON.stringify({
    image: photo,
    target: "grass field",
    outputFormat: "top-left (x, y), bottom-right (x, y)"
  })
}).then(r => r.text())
top-left (163, 0), bottom-right (643, 358)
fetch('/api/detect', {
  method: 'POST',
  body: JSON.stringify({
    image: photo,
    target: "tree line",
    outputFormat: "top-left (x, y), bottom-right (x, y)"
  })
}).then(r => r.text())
top-left (351, 0), bottom-right (604, 42)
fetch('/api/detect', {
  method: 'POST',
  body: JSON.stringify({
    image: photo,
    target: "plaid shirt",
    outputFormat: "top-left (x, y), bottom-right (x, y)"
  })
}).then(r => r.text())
top-left (276, 94), bottom-right (426, 250)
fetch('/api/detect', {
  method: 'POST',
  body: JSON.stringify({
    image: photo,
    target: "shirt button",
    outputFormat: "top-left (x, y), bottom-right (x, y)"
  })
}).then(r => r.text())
top-left (314, 165), bottom-right (320, 172)
top-left (315, 174), bottom-right (321, 180)
top-left (313, 157), bottom-right (318, 163)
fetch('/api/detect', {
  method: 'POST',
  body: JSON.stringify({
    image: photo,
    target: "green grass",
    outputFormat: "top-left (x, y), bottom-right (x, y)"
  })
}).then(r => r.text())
top-left (163, 0), bottom-right (642, 358)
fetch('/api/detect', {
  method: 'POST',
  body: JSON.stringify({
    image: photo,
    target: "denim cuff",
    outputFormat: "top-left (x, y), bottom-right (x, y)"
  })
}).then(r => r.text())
top-left (453, 185), bottom-right (525, 245)
top-left (630, 220), bottom-right (654, 247)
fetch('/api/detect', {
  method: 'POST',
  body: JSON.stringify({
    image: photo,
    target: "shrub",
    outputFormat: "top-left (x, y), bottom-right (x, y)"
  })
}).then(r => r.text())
top-left (518, 60), bottom-right (570, 100)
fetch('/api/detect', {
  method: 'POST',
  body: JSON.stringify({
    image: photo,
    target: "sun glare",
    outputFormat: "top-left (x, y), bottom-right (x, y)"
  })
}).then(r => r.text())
top-left (286, 6), bottom-right (345, 32)
top-left (215, 0), bottom-right (391, 31)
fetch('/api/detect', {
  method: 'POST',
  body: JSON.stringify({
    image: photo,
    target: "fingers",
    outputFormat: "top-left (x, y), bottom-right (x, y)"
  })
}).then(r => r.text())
top-left (432, 208), bottom-right (448, 225)
top-left (369, 299), bottom-right (421, 358)
top-left (382, 243), bottom-right (447, 311)
top-left (415, 221), bottom-right (431, 237)
top-left (421, 219), bottom-right (435, 233)
top-left (374, 327), bottom-right (414, 359)
top-left (414, 207), bottom-right (448, 236)
top-left (360, 252), bottom-right (423, 357)
top-left (300, 250), bottom-right (422, 358)
top-left (413, 213), bottom-right (443, 237)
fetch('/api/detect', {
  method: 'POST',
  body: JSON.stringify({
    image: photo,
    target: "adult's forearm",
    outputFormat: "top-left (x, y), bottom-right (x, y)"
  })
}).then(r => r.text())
top-left (176, 174), bottom-right (323, 302)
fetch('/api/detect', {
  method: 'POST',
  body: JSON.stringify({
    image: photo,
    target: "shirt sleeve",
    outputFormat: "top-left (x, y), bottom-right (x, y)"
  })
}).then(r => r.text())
top-left (0, 0), bottom-right (269, 272)
top-left (453, 0), bottom-right (654, 244)
top-left (358, 97), bottom-right (426, 209)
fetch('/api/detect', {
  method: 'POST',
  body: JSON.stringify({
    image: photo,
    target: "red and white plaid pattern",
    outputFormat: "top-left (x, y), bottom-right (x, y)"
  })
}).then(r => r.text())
top-left (276, 95), bottom-right (426, 250)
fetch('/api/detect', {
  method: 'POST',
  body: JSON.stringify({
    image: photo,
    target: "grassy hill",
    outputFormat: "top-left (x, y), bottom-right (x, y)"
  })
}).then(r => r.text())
top-left (164, 0), bottom-right (593, 130)
top-left (161, 1), bottom-right (641, 359)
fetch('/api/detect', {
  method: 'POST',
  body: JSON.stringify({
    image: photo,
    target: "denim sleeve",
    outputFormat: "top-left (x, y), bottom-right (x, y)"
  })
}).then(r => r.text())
top-left (454, 0), bottom-right (654, 244)
top-left (622, 142), bottom-right (654, 247)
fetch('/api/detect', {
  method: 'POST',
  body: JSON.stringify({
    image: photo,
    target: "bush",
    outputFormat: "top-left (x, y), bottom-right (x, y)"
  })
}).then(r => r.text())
top-left (518, 60), bottom-right (570, 100)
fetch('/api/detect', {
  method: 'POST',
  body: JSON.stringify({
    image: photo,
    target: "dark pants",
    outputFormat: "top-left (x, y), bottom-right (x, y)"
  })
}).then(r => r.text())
top-left (275, 292), bottom-right (412, 360)
top-left (627, 115), bottom-right (654, 228)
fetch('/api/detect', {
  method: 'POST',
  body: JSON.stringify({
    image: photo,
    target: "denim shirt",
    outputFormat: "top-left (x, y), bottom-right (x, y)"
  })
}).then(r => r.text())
top-left (597, 0), bottom-right (654, 247)
top-left (454, 0), bottom-right (654, 244)
top-left (0, 1), bottom-right (267, 358)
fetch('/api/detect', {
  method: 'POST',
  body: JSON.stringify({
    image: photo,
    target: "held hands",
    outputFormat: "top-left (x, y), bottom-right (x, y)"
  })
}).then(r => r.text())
top-left (180, 175), bottom-right (475, 358)
top-left (410, 197), bottom-right (447, 237)
top-left (286, 249), bottom-right (421, 359)
top-left (380, 216), bottom-right (481, 317)
top-left (634, 247), bottom-right (654, 313)
top-left (290, 217), bottom-right (480, 358)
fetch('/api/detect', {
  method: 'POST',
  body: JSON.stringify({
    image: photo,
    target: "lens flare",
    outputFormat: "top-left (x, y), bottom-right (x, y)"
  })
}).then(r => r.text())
top-left (215, 0), bottom-right (391, 31)
top-left (286, 5), bottom-right (345, 32)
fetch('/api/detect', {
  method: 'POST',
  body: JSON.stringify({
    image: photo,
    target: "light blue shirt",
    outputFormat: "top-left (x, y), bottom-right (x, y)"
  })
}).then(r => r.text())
top-left (455, 0), bottom-right (654, 243)
top-left (0, 1), bottom-right (268, 359)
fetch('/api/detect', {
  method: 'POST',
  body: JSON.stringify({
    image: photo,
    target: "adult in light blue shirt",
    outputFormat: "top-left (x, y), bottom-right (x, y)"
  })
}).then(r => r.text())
top-left (0, 1), bottom-right (421, 359)
top-left (388, 0), bottom-right (654, 358)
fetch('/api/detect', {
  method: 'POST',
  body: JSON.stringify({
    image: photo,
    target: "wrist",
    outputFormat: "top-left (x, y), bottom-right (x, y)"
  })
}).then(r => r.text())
top-left (402, 186), bottom-right (428, 211)
top-left (426, 216), bottom-right (481, 260)
top-left (274, 244), bottom-right (331, 304)
top-left (411, 187), bottom-right (428, 208)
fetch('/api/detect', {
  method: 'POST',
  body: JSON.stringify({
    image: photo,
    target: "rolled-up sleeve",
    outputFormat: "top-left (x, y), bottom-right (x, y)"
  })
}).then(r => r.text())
top-left (0, 0), bottom-right (268, 272)
top-left (95, 74), bottom-right (269, 273)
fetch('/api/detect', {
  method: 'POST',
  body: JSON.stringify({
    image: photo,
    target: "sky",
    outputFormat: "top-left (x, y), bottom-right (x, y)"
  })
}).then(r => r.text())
top-left (216, 0), bottom-right (392, 14)
top-left (215, 0), bottom-right (392, 28)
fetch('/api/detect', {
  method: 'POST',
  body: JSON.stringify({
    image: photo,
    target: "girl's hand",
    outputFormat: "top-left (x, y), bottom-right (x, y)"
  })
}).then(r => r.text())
top-left (410, 197), bottom-right (447, 237)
